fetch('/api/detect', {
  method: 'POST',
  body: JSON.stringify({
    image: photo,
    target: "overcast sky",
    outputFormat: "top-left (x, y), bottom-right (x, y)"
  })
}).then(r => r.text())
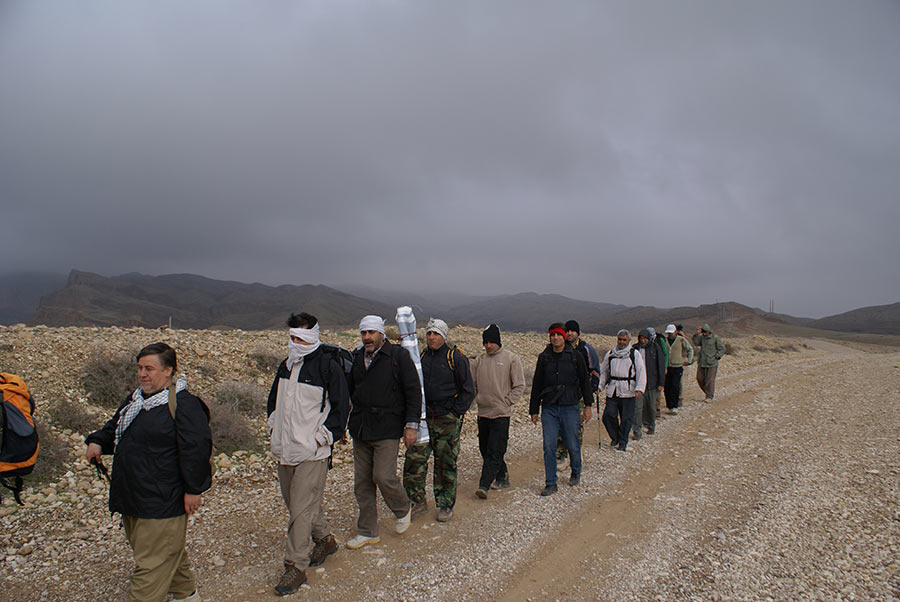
top-left (2, 1), bottom-right (898, 318)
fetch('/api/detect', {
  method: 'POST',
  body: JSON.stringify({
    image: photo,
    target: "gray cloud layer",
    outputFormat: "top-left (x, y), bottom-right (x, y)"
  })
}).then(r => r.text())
top-left (2, 1), bottom-right (898, 318)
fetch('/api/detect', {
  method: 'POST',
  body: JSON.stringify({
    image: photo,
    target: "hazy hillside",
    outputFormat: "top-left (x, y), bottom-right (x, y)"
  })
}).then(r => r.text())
top-left (447, 292), bottom-right (627, 331)
top-left (31, 270), bottom-right (394, 329)
top-left (0, 271), bottom-right (67, 324)
top-left (810, 301), bottom-right (900, 335)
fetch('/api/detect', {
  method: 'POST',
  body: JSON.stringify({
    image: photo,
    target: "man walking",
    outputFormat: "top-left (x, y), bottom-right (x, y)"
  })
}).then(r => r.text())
top-left (266, 312), bottom-right (350, 595)
top-left (692, 323), bottom-right (726, 401)
top-left (470, 324), bottom-right (525, 498)
top-left (599, 330), bottom-right (646, 452)
top-left (404, 318), bottom-right (474, 522)
top-left (529, 323), bottom-right (593, 496)
top-left (557, 320), bottom-right (599, 469)
top-left (663, 323), bottom-right (693, 414)
top-left (346, 315), bottom-right (421, 549)
top-left (633, 329), bottom-right (665, 439)
top-left (85, 343), bottom-right (211, 602)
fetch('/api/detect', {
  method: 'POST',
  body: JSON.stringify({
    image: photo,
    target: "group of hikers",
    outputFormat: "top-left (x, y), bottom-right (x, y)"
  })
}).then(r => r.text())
top-left (79, 313), bottom-right (726, 600)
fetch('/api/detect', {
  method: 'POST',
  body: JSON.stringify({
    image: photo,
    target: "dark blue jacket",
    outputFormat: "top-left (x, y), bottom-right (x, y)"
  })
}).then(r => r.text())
top-left (421, 344), bottom-right (474, 418)
top-left (529, 343), bottom-right (593, 415)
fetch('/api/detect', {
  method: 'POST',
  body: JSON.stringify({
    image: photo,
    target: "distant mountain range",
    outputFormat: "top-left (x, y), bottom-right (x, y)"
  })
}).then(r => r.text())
top-left (3, 270), bottom-right (899, 336)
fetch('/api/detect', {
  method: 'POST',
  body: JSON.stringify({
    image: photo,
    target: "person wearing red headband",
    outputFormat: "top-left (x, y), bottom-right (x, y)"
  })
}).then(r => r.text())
top-left (528, 323), bottom-right (594, 496)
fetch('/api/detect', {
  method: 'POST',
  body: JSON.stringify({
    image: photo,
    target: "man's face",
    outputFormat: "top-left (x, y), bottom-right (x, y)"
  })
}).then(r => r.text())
top-left (566, 330), bottom-right (578, 344)
top-left (483, 341), bottom-right (500, 354)
top-left (667, 332), bottom-right (676, 341)
top-left (426, 331), bottom-right (445, 350)
top-left (290, 335), bottom-right (313, 344)
top-left (638, 335), bottom-right (649, 346)
top-left (550, 332), bottom-right (565, 351)
top-left (361, 330), bottom-right (385, 353)
top-left (137, 353), bottom-right (173, 394)
top-left (616, 334), bottom-right (630, 349)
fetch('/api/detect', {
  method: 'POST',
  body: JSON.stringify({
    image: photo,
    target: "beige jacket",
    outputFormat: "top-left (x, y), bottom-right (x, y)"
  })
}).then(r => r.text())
top-left (471, 348), bottom-right (525, 419)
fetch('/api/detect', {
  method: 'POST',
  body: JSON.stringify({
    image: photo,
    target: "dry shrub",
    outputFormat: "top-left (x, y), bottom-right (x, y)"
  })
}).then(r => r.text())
top-left (752, 345), bottom-right (768, 353)
top-left (46, 399), bottom-right (100, 435)
top-left (30, 422), bottom-right (71, 484)
top-left (724, 342), bottom-right (738, 356)
top-left (249, 345), bottom-right (282, 372)
top-left (82, 349), bottom-right (137, 408)
top-left (205, 398), bottom-right (259, 453)
top-left (216, 380), bottom-right (266, 417)
top-left (197, 361), bottom-right (219, 378)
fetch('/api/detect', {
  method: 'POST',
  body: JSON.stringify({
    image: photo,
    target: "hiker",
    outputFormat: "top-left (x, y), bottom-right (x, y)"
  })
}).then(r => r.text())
top-left (663, 323), bottom-right (693, 414)
top-left (266, 312), bottom-right (350, 595)
top-left (599, 330), bottom-right (646, 452)
top-left (404, 318), bottom-right (474, 522)
top-left (633, 329), bottom-right (665, 439)
top-left (346, 315), bottom-right (421, 549)
top-left (692, 323), bottom-right (726, 401)
top-left (647, 327), bottom-right (669, 419)
top-left (556, 320), bottom-right (599, 470)
top-left (470, 324), bottom-right (525, 498)
top-left (529, 323), bottom-right (593, 496)
top-left (85, 343), bottom-right (211, 602)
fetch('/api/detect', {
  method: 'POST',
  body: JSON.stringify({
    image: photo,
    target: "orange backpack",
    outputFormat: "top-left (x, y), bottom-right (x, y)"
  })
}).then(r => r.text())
top-left (1, 373), bottom-right (39, 505)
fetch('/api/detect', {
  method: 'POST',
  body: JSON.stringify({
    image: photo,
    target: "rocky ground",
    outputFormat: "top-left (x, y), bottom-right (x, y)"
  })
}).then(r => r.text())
top-left (1, 325), bottom-right (898, 601)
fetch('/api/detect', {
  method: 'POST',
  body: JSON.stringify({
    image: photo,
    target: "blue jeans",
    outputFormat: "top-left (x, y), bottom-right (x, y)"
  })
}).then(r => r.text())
top-left (541, 403), bottom-right (581, 486)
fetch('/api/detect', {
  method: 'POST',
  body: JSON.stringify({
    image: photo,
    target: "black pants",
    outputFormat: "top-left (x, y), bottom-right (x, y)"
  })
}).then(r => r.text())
top-left (477, 416), bottom-right (510, 489)
top-left (664, 367), bottom-right (683, 409)
top-left (602, 395), bottom-right (635, 448)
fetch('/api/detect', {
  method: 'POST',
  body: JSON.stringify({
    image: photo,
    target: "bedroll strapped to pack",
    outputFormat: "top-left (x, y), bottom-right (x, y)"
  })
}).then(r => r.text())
top-left (1, 373), bottom-right (39, 505)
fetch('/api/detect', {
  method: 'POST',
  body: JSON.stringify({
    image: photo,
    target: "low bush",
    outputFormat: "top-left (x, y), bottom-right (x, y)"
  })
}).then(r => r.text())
top-left (30, 422), bottom-right (71, 484)
top-left (82, 349), bottom-right (137, 408)
top-left (724, 342), bottom-right (738, 355)
top-left (46, 399), bottom-right (100, 435)
top-left (205, 397), bottom-right (260, 453)
top-left (216, 380), bottom-right (267, 417)
top-left (248, 345), bottom-right (282, 373)
top-left (197, 361), bottom-right (219, 378)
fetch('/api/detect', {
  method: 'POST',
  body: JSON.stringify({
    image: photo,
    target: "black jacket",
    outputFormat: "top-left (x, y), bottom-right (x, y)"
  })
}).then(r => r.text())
top-left (529, 343), bottom-right (593, 415)
top-left (266, 346), bottom-right (351, 437)
top-left (86, 389), bottom-right (212, 518)
top-left (636, 341), bottom-right (666, 390)
top-left (421, 343), bottom-right (475, 418)
top-left (348, 341), bottom-right (422, 442)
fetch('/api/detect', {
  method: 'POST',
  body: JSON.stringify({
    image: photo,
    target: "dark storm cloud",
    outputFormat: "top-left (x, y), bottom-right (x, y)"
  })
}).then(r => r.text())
top-left (2, 1), bottom-right (898, 318)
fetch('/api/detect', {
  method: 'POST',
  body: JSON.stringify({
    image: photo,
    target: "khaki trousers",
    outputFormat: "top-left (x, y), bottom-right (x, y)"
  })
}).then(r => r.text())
top-left (696, 365), bottom-right (718, 399)
top-left (122, 514), bottom-right (195, 602)
top-left (277, 459), bottom-right (329, 569)
top-left (353, 439), bottom-right (410, 537)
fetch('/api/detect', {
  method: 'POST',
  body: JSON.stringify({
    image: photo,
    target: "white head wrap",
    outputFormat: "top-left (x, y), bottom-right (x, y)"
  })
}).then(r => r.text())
top-left (426, 318), bottom-right (449, 341)
top-left (359, 315), bottom-right (386, 334)
top-left (287, 324), bottom-right (321, 369)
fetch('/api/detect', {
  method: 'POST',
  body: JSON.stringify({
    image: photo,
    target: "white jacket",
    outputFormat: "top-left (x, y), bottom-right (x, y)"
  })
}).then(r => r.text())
top-left (268, 362), bottom-right (334, 465)
top-left (598, 346), bottom-right (647, 398)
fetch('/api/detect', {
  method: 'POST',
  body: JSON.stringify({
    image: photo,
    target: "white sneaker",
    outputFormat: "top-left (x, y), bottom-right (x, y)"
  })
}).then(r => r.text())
top-left (395, 508), bottom-right (411, 534)
top-left (173, 592), bottom-right (202, 602)
top-left (346, 533), bottom-right (381, 549)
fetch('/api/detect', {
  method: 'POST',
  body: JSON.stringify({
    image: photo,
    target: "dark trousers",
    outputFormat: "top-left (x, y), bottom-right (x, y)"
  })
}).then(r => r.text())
top-left (602, 395), bottom-right (635, 448)
top-left (697, 365), bottom-right (718, 399)
top-left (477, 416), bottom-right (510, 489)
top-left (664, 367), bottom-right (683, 409)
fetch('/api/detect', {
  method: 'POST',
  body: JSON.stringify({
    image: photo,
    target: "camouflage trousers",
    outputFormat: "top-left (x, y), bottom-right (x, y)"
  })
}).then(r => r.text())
top-left (403, 413), bottom-right (462, 510)
top-left (557, 401), bottom-right (585, 461)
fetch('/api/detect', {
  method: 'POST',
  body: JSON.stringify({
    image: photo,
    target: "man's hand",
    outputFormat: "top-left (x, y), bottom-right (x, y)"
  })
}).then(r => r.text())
top-left (657, 386), bottom-right (664, 392)
top-left (339, 430), bottom-right (349, 444)
top-left (85, 443), bottom-right (102, 463)
top-left (403, 427), bottom-right (418, 448)
top-left (530, 414), bottom-right (539, 425)
top-left (683, 361), bottom-right (690, 366)
top-left (184, 493), bottom-right (202, 515)
top-left (635, 391), bottom-right (644, 398)
top-left (582, 405), bottom-right (593, 423)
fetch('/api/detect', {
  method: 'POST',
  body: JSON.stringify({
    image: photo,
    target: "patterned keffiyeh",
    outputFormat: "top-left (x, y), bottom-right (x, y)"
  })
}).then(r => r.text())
top-left (114, 378), bottom-right (187, 450)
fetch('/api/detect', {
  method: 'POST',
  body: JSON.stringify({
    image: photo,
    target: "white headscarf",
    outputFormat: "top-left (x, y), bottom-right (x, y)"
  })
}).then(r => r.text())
top-left (287, 324), bottom-right (321, 369)
top-left (426, 318), bottom-right (449, 341)
top-left (359, 315), bottom-right (386, 334)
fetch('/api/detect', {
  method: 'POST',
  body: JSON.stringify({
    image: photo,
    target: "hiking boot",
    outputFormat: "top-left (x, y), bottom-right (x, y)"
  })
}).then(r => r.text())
top-left (646, 427), bottom-right (655, 435)
top-left (540, 484), bottom-right (558, 496)
top-left (395, 508), bottom-right (411, 534)
top-left (632, 430), bottom-right (642, 440)
top-left (492, 478), bottom-right (510, 489)
top-left (411, 501), bottom-right (428, 520)
top-left (436, 507), bottom-right (454, 522)
top-left (275, 565), bottom-right (306, 596)
top-left (475, 487), bottom-right (488, 499)
top-left (345, 534), bottom-right (381, 550)
top-left (309, 534), bottom-right (338, 567)
top-left (617, 443), bottom-right (627, 452)
top-left (655, 408), bottom-right (661, 418)
top-left (569, 471), bottom-right (580, 487)
top-left (609, 439), bottom-right (619, 448)
top-left (173, 592), bottom-right (202, 602)
top-left (669, 408), bottom-right (678, 415)
top-left (556, 456), bottom-right (570, 471)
